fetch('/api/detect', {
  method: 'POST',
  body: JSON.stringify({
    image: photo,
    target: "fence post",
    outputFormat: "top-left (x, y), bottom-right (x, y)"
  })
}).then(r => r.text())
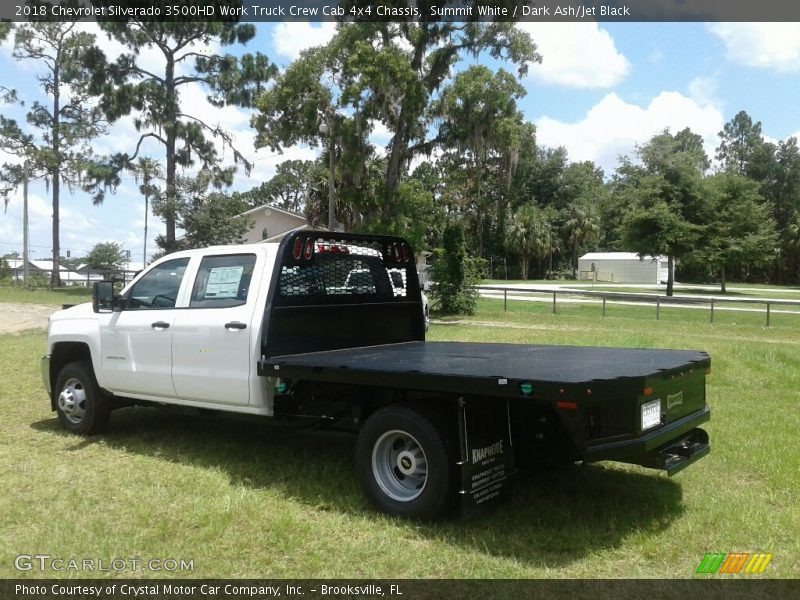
top-left (766, 302), bottom-right (771, 327)
top-left (656, 296), bottom-right (660, 320)
top-left (552, 291), bottom-right (557, 314)
top-left (504, 289), bottom-right (507, 311)
top-left (602, 296), bottom-right (607, 317)
top-left (710, 298), bottom-right (714, 323)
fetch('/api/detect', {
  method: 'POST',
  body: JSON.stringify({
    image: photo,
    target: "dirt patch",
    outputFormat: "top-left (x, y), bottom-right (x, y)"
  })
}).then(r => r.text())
top-left (0, 303), bottom-right (57, 333)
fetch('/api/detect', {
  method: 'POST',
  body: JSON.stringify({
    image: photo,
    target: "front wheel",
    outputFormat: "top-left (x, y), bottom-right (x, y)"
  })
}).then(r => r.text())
top-left (54, 361), bottom-right (110, 435)
top-left (356, 404), bottom-right (456, 520)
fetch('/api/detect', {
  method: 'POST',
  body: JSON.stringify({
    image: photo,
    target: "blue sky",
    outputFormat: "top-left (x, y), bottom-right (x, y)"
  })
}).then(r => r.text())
top-left (2, 21), bottom-right (800, 268)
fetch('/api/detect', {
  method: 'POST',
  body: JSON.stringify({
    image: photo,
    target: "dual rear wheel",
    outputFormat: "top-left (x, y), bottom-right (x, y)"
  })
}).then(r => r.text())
top-left (356, 404), bottom-right (456, 520)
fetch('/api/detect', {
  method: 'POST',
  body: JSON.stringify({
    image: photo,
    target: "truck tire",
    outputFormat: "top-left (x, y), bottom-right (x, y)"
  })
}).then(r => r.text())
top-left (54, 361), bottom-right (110, 435)
top-left (356, 404), bottom-right (456, 520)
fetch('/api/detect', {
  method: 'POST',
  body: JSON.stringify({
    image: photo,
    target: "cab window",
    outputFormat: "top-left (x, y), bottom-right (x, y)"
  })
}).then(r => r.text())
top-left (190, 254), bottom-right (257, 308)
top-left (126, 258), bottom-right (190, 310)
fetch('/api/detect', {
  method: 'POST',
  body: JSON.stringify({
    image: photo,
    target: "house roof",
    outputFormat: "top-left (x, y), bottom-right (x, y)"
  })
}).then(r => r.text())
top-left (240, 204), bottom-right (307, 221)
top-left (259, 223), bottom-right (312, 243)
top-left (579, 252), bottom-right (664, 262)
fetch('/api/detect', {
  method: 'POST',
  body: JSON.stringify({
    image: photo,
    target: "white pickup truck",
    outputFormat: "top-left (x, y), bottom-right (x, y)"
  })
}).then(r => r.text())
top-left (42, 231), bottom-right (711, 519)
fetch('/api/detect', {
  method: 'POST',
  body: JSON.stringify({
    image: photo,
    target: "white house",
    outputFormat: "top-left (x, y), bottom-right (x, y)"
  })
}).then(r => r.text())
top-left (577, 252), bottom-right (672, 284)
top-left (4, 258), bottom-right (92, 286)
top-left (238, 205), bottom-right (310, 244)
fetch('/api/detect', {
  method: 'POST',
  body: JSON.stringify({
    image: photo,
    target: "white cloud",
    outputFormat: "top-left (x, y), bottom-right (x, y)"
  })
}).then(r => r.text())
top-left (535, 91), bottom-right (725, 173)
top-left (709, 23), bottom-right (800, 73)
top-left (518, 23), bottom-right (630, 89)
top-left (271, 23), bottom-right (337, 61)
top-left (688, 75), bottom-right (720, 108)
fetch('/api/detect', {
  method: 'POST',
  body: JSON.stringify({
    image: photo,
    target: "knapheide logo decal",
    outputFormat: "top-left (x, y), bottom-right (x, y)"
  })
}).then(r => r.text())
top-left (696, 552), bottom-right (773, 574)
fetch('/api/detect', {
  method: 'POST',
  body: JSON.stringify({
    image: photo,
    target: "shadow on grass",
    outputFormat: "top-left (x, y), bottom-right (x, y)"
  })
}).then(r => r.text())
top-left (32, 408), bottom-right (685, 568)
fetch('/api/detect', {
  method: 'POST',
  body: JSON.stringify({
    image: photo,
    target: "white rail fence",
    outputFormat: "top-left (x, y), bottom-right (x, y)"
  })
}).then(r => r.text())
top-left (477, 285), bottom-right (800, 327)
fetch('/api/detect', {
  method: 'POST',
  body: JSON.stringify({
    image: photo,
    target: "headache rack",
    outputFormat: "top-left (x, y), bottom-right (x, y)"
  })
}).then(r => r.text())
top-left (259, 231), bottom-right (426, 362)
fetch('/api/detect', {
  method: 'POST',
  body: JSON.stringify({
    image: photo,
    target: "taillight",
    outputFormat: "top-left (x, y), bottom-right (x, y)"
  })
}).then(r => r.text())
top-left (292, 238), bottom-right (303, 260)
top-left (304, 238), bottom-right (313, 260)
top-left (401, 243), bottom-right (411, 263)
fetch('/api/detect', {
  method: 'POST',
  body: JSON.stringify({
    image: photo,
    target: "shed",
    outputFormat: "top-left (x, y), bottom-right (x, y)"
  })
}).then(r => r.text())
top-left (577, 252), bottom-right (671, 284)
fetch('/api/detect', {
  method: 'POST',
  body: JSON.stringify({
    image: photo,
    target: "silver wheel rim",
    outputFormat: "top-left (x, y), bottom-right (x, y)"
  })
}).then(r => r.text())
top-left (57, 378), bottom-right (87, 424)
top-left (372, 429), bottom-right (428, 502)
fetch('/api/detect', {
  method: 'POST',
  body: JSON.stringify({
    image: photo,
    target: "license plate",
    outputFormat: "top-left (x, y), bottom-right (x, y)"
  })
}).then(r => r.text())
top-left (641, 399), bottom-right (662, 430)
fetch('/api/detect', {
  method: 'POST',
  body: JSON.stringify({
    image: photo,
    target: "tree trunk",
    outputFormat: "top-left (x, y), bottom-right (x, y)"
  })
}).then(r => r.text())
top-left (572, 243), bottom-right (578, 279)
top-left (720, 264), bottom-right (726, 294)
top-left (385, 105), bottom-right (412, 214)
top-left (164, 54), bottom-right (177, 251)
top-left (521, 256), bottom-right (528, 280)
top-left (385, 31), bottom-right (428, 210)
top-left (666, 254), bottom-right (674, 296)
top-left (51, 61), bottom-right (62, 288)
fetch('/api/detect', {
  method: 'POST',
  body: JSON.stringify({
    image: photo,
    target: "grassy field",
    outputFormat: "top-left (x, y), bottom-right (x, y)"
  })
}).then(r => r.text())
top-left (0, 306), bottom-right (798, 579)
top-left (0, 285), bottom-right (92, 306)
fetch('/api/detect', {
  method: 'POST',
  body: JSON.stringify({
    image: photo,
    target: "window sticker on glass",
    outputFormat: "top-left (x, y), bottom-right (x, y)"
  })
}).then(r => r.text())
top-left (205, 266), bottom-right (244, 299)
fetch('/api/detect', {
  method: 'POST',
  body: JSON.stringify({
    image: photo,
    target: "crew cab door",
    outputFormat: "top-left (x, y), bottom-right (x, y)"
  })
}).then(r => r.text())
top-left (170, 253), bottom-right (258, 406)
top-left (100, 257), bottom-right (190, 397)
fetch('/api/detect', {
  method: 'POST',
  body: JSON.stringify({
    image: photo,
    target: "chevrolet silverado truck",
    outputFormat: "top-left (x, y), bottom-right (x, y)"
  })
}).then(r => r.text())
top-left (41, 231), bottom-right (711, 519)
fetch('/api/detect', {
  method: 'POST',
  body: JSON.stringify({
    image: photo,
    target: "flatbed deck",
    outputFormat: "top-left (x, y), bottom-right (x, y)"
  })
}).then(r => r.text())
top-left (260, 341), bottom-right (710, 399)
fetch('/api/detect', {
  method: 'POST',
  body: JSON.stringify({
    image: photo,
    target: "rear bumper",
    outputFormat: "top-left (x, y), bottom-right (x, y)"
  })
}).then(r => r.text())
top-left (583, 406), bottom-right (710, 475)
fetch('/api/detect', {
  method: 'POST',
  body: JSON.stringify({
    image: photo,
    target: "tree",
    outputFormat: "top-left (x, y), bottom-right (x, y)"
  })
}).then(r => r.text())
top-left (86, 242), bottom-right (127, 279)
top-left (762, 138), bottom-right (800, 281)
top-left (702, 172), bottom-right (778, 292)
top-left (716, 110), bottom-right (765, 175)
top-left (153, 171), bottom-right (251, 251)
top-left (504, 204), bottom-right (550, 280)
top-left (253, 19), bottom-right (539, 222)
top-left (241, 159), bottom-right (323, 213)
top-left (430, 222), bottom-right (483, 315)
top-left (92, 13), bottom-right (277, 251)
top-left (621, 129), bottom-right (709, 295)
top-left (0, 14), bottom-right (110, 286)
top-left (433, 65), bottom-right (529, 257)
top-left (563, 203), bottom-right (600, 278)
top-left (128, 158), bottom-right (163, 267)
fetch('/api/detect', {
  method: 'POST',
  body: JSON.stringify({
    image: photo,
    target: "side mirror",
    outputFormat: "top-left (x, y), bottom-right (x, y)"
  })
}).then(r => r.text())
top-left (92, 281), bottom-right (116, 313)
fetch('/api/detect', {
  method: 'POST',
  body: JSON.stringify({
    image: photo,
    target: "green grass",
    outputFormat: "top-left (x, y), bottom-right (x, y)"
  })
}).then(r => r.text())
top-left (1, 311), bottom-right (798, 579)
top-left (0, 285), bottom-right (92, 306)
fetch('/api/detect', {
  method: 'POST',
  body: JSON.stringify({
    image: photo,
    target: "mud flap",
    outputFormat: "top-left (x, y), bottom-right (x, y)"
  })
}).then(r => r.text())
top-left (457, 397), bottom-right (515, 519)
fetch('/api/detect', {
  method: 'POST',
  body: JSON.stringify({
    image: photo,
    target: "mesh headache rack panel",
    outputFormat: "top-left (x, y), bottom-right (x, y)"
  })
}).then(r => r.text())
top-left (273, 232), bottom-right (417, 307)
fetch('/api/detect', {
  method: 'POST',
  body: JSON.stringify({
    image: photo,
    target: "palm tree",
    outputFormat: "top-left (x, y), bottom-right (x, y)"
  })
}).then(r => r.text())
top-left (564, 204), bottom-right (600, 278)
top-left (128, 158), bottom-right (163, 268)
top-left (505, 204), bottom-right (550, 280)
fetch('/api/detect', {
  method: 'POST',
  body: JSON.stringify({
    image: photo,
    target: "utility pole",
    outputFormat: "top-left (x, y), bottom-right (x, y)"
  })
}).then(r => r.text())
top-left (22, 160), bottom-right (30, 286)
top-left (327, 107), bottom-right (336, 232)
top-left (143, 184), bottom-right (149, 269)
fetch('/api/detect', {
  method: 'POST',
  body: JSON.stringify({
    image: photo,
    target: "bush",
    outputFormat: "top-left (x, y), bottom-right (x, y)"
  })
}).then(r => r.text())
top-left (430, 223), bottom-right (485, 315)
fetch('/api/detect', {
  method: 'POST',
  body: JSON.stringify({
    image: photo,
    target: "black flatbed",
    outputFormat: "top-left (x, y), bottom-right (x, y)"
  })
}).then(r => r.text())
top-left (261, 341), bottom-right (710, 399)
